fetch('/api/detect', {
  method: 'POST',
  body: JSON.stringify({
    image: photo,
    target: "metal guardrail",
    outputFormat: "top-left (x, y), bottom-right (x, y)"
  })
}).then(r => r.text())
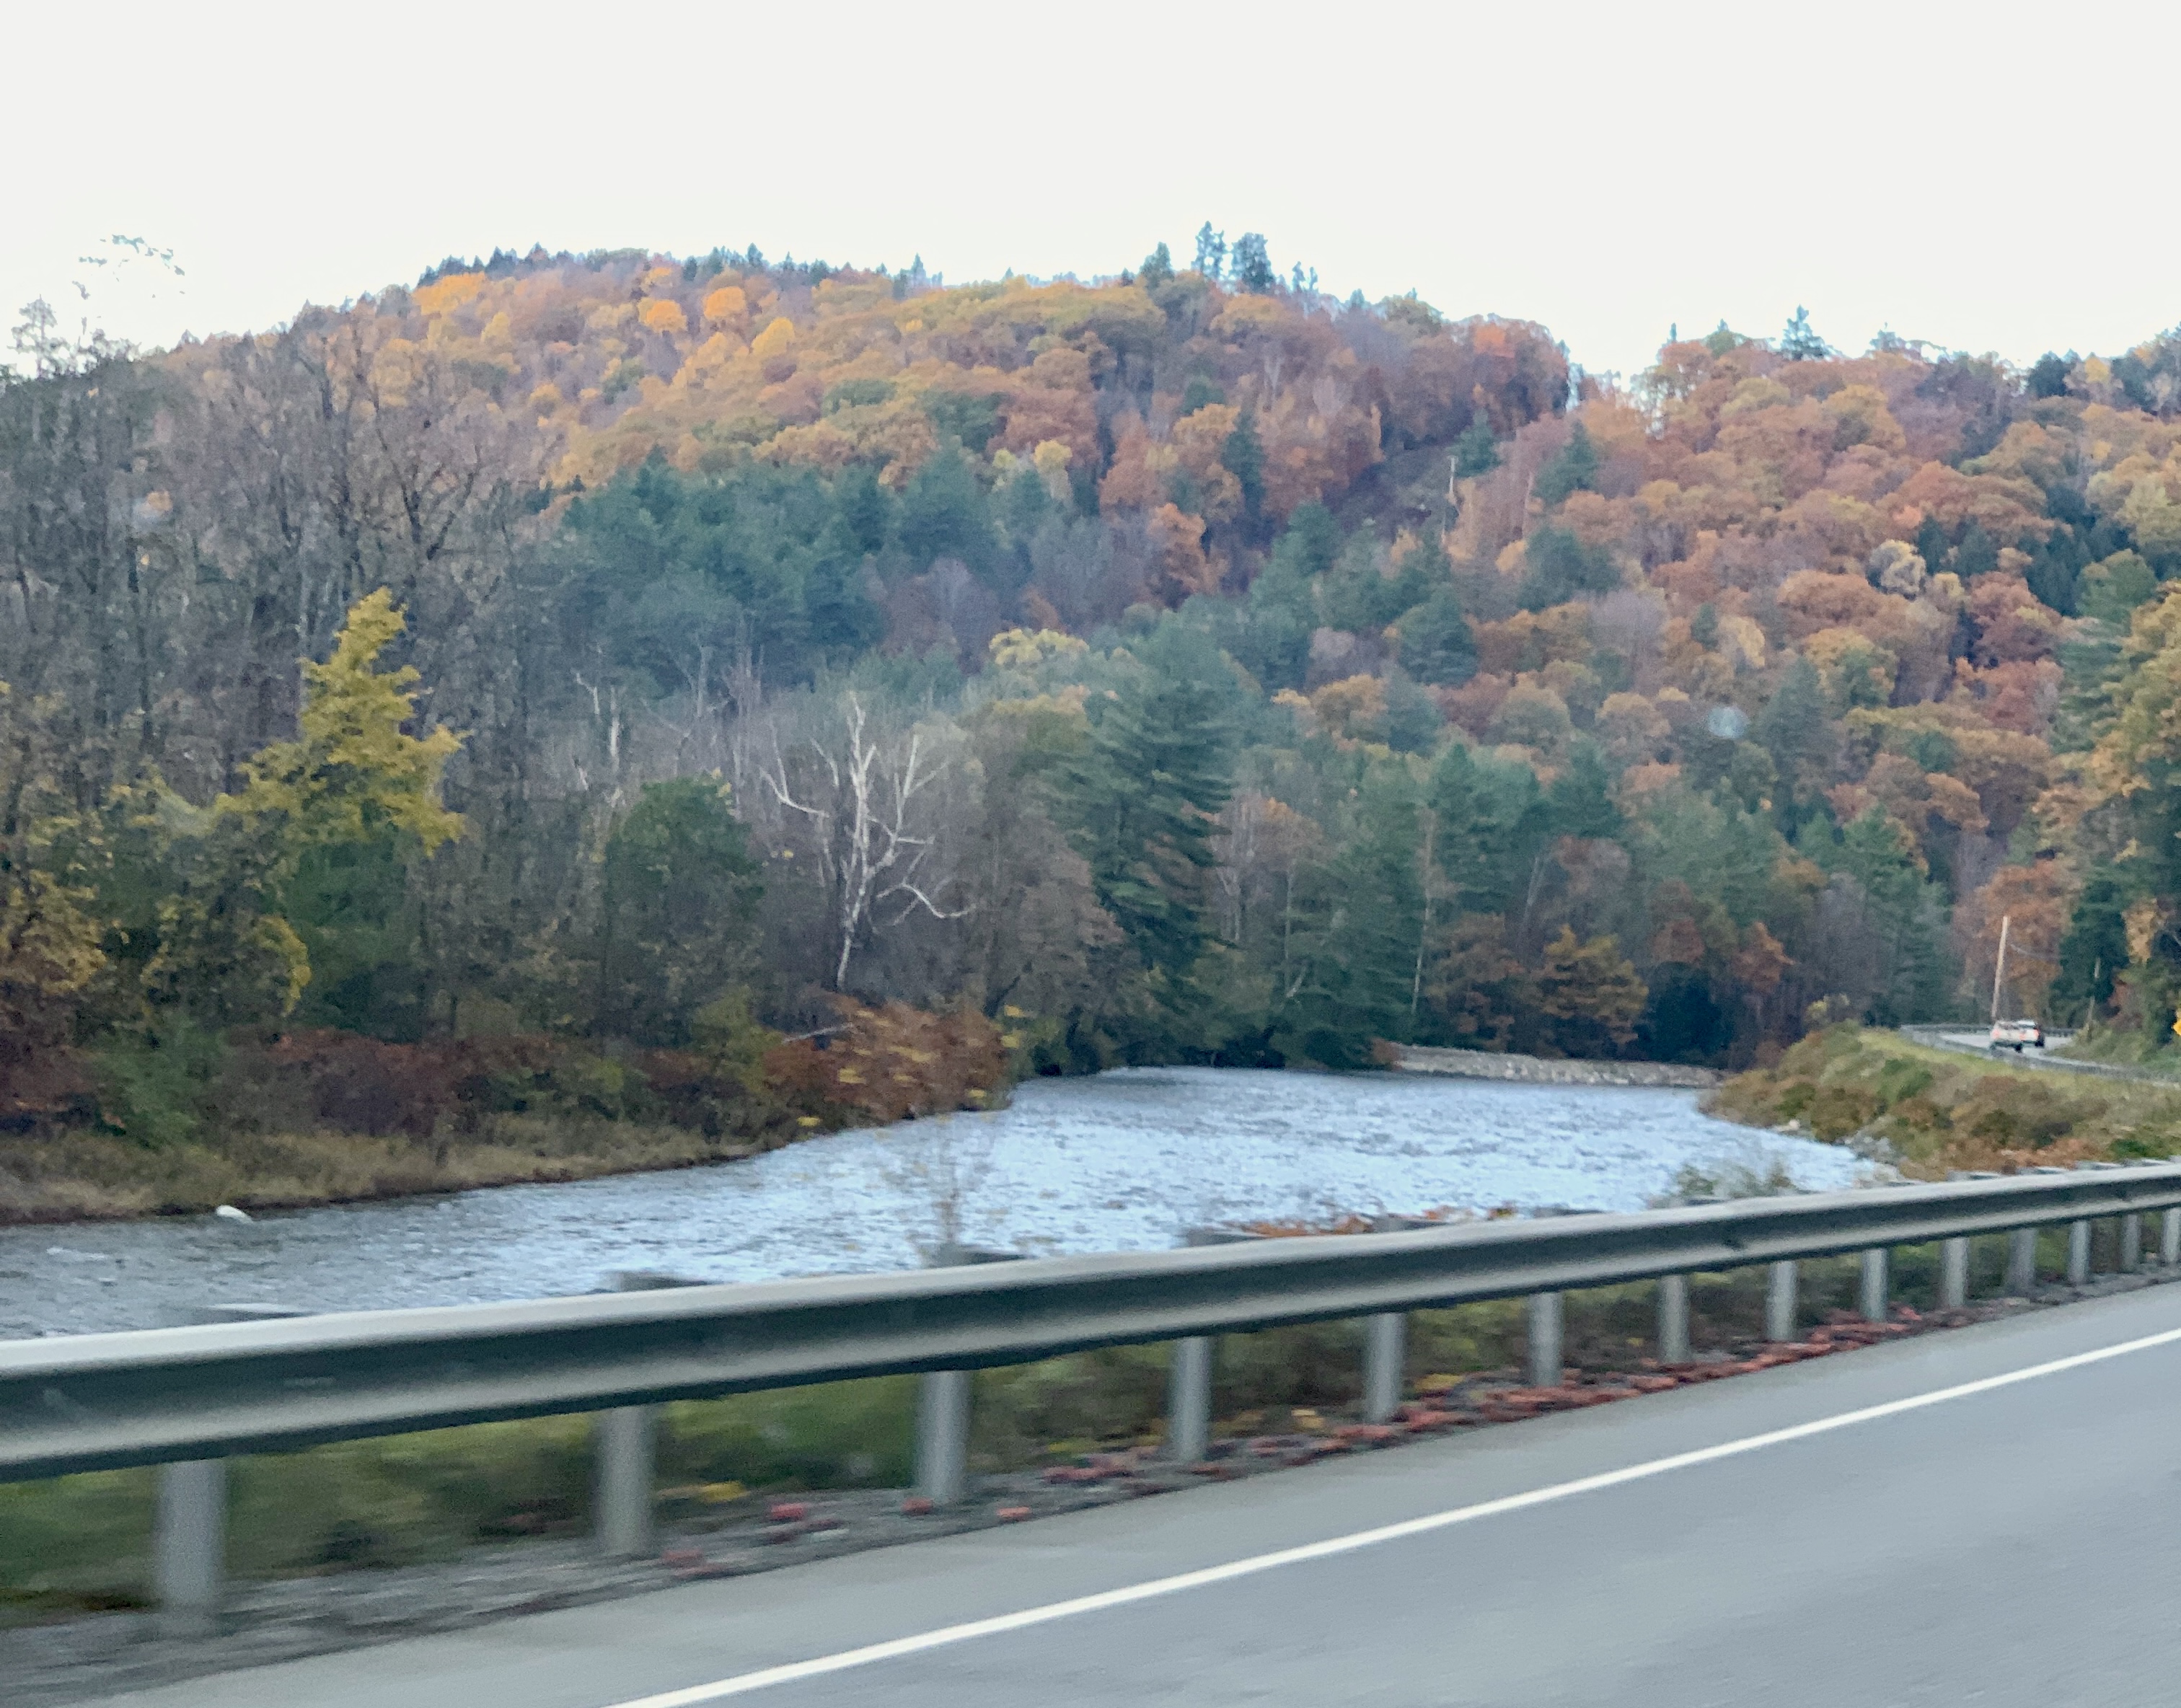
top-left (9, 1163), bottom-right (2181, 1483)
top-left (1895, 1024), bottom-right (2165, 1083)
top-left (12, 1162), bottom-right (2181, 1635)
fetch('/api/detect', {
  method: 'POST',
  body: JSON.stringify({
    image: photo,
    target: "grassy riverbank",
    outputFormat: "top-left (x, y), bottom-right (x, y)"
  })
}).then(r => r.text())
top-left (1706, 1025), bottom-right (2181, 1172)
top-left (0, 1002), bottom-right (1014, 1226)
top-left (0, 1115), bottom-right (793, 1226)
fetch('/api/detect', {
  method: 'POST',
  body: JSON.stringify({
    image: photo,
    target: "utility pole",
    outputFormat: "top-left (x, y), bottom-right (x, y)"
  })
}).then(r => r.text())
top-left (1990, 914), bottom-right (2011, 1021)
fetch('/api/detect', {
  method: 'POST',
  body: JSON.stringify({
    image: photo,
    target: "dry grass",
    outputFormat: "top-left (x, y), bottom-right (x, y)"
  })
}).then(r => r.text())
top-left (1706, 1025), bottom-right (2181, 1174)
top-left (0, 1115), bottom-right (766, 1226)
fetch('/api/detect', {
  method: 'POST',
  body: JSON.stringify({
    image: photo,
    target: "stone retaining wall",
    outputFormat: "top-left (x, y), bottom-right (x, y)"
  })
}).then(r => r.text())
top-left (1391, 1044), bottom-right (1724, 1090)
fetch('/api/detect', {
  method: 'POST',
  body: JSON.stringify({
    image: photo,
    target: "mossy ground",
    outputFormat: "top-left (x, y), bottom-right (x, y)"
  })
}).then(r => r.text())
top-left (1706, 1025), bottom-right (2181, 1174)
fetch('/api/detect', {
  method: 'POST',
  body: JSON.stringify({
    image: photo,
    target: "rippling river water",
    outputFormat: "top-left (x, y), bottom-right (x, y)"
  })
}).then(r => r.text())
top-left (0, 1068), bottom-right (1861, 1338)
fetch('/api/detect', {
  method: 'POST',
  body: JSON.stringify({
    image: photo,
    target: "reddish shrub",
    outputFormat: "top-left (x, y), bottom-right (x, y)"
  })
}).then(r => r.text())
top-left (0, 1047), bottom-right (97, 1135)
top-left (763, 998), bottom-right (1010, 1124)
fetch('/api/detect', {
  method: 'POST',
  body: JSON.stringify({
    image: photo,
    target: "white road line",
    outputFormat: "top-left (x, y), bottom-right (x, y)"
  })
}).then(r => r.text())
top-left (604, 1321), bottom-right (2181, 1706)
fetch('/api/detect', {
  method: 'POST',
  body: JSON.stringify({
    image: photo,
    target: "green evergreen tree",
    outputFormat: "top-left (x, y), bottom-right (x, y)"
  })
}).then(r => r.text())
top-left (1281, 502), bottom-right (1343, 578)
top-left (2053, 867), bottom-right (2128, 1019)
top-left (1533, 423), bottom-right (1600, 506)
top-left (1055, 630), bottom-right (1235, 1014)
top-left (899, 441), bottom-right (998, 577)
top-left (1518, 526), bottom-right (1617, 609)
top-left (1272, 760), bottom-right (1424, 1066)
top-left (1753, 654), bottom-right (1833, 830)
top-left (1397, 589), bottom-right (1476, 684)
top-left (596, 777), bottom-right (763, 1045)
top-left (1429, 744), bottom-right (1548, 914)
top-left (1380, 671), bottom-right (1443, 754)
top-left (1829, 808), bottom-right (1949, 1024)
top-left (1452, 418), bottom-right (1500, 478)
top-left (1546, 740), bottom-right (1623, 841)
top-left (1222, 410), bottom-right (1265, 527)
top-left (1231, 233), bottom-right (1276, 294)
top-left (1778, 306), bottom-right (1833, 361)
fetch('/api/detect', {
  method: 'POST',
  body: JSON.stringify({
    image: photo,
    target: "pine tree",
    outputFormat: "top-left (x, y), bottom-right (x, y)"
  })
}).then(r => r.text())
top-left (1533, 423), bottom-right (1600, 506)
top-left (1231, 233), bottom-right (1276, 294)
top-left (1057, 634), bottom-right (1234, 988)
top-left (1273, 761), bottom-right (1424, 1066)
top-left (1192, 223), bottom-right (1227, 280)
top-left (596, 777), bottom-right (762, 1044)
top-left (1221, 409), bottom-right (1265, 527)
top-left (1778, 306), bottom-right (1833, 361)
top-left (1546, 740), bottom-right (1623, 842)
top-left (1451, 418), bottom-right (1500, 478)
top-left (1429, 744), bottom-right (1548, 915)
top-left (1398, 589), bottom-right (1476, 685)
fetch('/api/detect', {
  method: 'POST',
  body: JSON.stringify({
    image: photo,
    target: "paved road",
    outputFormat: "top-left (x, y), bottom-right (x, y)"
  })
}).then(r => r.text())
top-left (87, 1283), bottom-right (2181, 1708)
top-left (1904, 1026), bottom-right (2175, 1087)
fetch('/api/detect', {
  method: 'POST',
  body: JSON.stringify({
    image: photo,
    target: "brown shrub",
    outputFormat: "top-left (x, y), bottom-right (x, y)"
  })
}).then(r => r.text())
top-left (0, 1047), bottom-right (97, 1135)
top-left (1802, 1084), bottom-right (1880, 1140)
top-left (263, 1031), bottom-right (458, 1139)
top-left (765, 999), bottom-right (1010, 1124)
top-left (1951, 1078), bottom-right (2103, 1150)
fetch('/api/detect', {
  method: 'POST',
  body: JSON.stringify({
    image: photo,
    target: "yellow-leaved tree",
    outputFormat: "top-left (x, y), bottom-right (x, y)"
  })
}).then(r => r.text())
top-left (229, 588), bottom-right (464, 860)
top-left (220, 590), bottom-right (464, 1031)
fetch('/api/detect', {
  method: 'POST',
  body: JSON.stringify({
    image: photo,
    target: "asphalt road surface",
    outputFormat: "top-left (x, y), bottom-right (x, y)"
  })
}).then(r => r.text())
top-left (1913, 1028), bottom-right (2164, 1086)
top-left (84, 1282), bottom-right (2181, 1708)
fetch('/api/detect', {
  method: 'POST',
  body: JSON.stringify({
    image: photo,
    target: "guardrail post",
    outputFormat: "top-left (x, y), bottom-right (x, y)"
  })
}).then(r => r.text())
top-left (153, 1459), bottom-right (225, 1641)
top-left (2067, 1219), bottom-right (2092, 1286)
top-left (2164, 1207), bottom-right (2181, 1267)
top-left (1166, 1230), bottom-right (1265, 1456)
top-left (1938, 1237), bottom-right (1970, 1308)
top-left (1937, 1172), bottom-right (1993, 1309)
top-left (151, 1304), bottom-right (308, 1638)
top-left (1360, 1216), bottom-right (1435, 1422)
top-left (1167, 1337), bottom-right (1214, 1462)
top-left (2081, 1161), bottom-right (2124, 1280)
top-left (1858, 1247), bottom-right (1888, 1323)
top-left (594, 1407), bottom-right (657, 1558)
top-left (1656, 1273), bottom-right (1690, 1364)
top-left (2012, 1166), bottom-right (2070, 1293)
top-left (2121, 1213), bottom-right (2143, 1272)
top-left (1362, 1313), bottom-right (1406, 1422)
top-left (1526, 1291), bottom-right (1564, 1387)
top-left (2005, 1228), bottom-right (2038, 1294)
top-left (594, 1272), bottom-right (701, 1559)
top-left (1766, 1261), bottom-right (1798, 1341)
top-left (915, 1370), bottom-right (973, 1505)
top-left (915, 1246), bottom-right (1021, 1505)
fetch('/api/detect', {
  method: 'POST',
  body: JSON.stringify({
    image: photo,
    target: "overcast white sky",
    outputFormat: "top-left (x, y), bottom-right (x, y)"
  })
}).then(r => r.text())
top-left (5, 1), bottom-right (2172, 380)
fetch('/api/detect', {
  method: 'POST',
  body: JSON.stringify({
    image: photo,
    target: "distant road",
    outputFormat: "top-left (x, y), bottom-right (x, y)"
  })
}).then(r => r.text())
top-left (84, 1282), bottom-right (2181, 1708)
top-left (1899, 1025), bottom-right (2177, 1086)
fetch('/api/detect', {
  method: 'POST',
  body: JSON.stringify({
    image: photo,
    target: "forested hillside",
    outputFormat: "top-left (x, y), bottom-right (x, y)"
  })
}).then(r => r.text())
top-left (9, 232), bottom-right (2181, 1154)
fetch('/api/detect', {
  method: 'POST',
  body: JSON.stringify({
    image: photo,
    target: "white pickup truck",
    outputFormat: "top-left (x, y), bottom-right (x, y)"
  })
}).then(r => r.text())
top-left (1989, 1018), bottom-right (2045, 1052)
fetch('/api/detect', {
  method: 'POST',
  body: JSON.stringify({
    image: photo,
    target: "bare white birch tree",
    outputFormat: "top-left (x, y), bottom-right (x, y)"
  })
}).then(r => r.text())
top-left (758, 690), bottom-right (970, 989)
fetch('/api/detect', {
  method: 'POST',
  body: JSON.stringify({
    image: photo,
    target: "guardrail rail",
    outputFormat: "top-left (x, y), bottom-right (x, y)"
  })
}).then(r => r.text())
top-left (8, 1159), bottom-right (2181, 1634)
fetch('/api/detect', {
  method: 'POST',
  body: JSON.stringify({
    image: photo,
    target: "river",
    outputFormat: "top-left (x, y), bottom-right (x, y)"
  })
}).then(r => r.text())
top-left (0, 1068), bottom-right (1861, 1339)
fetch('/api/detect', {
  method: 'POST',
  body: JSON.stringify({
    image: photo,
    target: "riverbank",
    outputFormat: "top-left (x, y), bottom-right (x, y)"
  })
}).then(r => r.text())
top-left (0, 1001), bottom-right (1013, 1228)
top-left (0, 1117), bottom-right (788, 1228)
top-left (1390, 1044), bottom-right (1724, 1089)
top-left (1704, 1024), bottom-right (2181, 1172)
